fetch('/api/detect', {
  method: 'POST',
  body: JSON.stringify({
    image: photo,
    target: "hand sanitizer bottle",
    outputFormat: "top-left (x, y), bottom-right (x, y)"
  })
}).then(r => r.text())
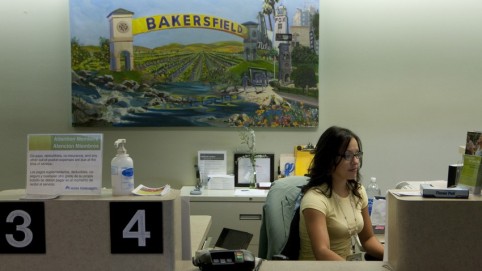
top-left (111, 139), bottom-right (134, 196)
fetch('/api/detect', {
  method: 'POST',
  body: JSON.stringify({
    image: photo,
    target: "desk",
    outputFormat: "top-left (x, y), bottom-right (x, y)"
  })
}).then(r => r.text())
top-left (177, 260), bottom-right (390, 271)
top-left (190, 215), bottom-right (212, 254)
top-left (181, 186), bottom-right (268, 256)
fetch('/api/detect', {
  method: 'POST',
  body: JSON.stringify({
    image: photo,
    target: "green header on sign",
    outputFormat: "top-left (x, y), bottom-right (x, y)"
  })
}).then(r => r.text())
top-left (28, 134), bottom-right (102, 151)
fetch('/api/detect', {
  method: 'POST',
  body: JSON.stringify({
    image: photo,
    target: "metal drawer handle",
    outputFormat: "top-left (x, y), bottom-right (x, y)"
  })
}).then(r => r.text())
top-left (239, 214), bottom-right (262, 220)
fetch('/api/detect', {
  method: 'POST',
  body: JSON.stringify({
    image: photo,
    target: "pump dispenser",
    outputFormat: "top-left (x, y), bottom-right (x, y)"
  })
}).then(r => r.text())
top-left (111, 139), bottom-right (134, 196)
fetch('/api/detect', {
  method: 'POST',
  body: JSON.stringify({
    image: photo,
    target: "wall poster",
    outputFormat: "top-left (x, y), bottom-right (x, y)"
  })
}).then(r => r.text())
top-left (70, 0), bottom-right (319, 127)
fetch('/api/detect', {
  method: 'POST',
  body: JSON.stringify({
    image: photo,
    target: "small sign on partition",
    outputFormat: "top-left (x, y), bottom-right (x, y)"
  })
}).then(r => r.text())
top-left (110, 202), bottom-right (164, 254)
top-left (26, 134), bottom-right (103, 196)
top-left (0, 202), bottom-right (46, 253)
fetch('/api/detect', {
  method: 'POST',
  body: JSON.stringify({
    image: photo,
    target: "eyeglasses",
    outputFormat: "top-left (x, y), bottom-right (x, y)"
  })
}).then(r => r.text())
top-left (339, 151), bottom-right (363, 161)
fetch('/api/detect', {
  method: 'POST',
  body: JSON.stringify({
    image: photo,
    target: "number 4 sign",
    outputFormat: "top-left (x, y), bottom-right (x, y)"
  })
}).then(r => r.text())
top-left (109, 202), bottom-right (164, 253)
top-left (0, 202), bottom-right (46, 253)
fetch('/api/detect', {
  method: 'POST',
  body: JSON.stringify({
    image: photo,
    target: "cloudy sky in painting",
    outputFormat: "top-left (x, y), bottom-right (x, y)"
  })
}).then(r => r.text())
top-left (70, 0), bottom-right (318, 48)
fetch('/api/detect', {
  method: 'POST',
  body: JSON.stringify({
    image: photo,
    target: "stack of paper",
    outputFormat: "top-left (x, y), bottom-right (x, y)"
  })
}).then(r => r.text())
top-left (207, 174), bottom-right (234, 190)
top-left (131, 184), bottom-right (171, 196)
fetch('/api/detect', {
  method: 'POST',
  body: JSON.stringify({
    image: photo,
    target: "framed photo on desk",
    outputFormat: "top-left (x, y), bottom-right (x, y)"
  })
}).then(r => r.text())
top-left (234, 153), bottom-right (274, 187)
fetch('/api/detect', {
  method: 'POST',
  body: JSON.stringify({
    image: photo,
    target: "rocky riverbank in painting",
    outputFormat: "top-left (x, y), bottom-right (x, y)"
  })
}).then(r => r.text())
top-left (71, 70), bottom-right (318, 127)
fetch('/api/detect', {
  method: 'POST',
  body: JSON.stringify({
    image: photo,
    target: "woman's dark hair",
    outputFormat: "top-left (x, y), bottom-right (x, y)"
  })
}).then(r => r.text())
top-left (302, 126), bottom-right (363, 200)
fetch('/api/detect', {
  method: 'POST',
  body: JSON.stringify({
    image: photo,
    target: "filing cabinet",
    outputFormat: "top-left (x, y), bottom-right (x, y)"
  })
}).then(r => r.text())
top-left (180, 187), bottom-right (268, 256)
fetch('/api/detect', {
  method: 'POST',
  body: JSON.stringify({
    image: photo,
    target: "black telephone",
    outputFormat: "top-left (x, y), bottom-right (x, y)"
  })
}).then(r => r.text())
top-left (192, 249), bottom-right (255, 271)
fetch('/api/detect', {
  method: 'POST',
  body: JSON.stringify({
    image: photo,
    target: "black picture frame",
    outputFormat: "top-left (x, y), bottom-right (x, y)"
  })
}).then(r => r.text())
top-left (234, 153), bottom-right (274, 187)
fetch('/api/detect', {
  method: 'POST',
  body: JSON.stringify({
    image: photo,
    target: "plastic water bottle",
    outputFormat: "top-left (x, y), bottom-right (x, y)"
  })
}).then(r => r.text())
top-left (366, 177), bottom-right (381, 216)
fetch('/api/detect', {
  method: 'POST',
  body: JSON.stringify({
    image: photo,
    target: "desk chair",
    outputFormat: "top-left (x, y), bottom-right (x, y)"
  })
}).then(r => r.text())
top-left (258, 176), bottom-right (309, 260)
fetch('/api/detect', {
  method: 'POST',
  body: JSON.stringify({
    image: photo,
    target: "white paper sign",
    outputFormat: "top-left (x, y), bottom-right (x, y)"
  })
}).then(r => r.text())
top-left (279, 153), bottom-right (295, 177)
top-left (197, 150), bottom-right (227, 185)
top-left (27, 134), bottom-right (103, 195)
top-left (237, 155), bottom-right (271, 183)
top-left (207, 174), bottom-right (234, 190)
top-left (370, 197), bottom-right (386, 226)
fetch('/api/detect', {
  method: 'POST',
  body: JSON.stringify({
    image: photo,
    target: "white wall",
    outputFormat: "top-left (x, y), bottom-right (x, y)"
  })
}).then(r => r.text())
top-left (1, 0), bottom-right (480, 194)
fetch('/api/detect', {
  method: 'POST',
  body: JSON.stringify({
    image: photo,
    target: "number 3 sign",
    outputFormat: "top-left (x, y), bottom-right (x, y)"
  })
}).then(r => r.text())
top-left (0, 202), bottom-right (46, 253)
top-left (109, 202), bottom-right (164, 253)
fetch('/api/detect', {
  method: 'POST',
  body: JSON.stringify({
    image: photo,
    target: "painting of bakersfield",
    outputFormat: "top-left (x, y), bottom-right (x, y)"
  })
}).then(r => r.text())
top-left (70, 0), bottom-right (319, 127)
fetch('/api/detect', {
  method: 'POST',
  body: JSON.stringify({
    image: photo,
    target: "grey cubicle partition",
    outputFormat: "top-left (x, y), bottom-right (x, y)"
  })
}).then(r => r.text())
top-left (386, 190), bottom-right (482, 271)
top-left (0, 189), bottom-right (182, 271)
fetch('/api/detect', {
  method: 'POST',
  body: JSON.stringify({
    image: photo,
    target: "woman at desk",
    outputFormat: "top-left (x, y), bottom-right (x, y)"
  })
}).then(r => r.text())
top-left (299, 126), bottom-right (384, 261)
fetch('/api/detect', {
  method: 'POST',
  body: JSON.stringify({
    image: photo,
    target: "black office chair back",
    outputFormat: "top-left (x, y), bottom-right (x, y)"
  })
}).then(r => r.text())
top-left (278, 206), bottom-right (300, 260)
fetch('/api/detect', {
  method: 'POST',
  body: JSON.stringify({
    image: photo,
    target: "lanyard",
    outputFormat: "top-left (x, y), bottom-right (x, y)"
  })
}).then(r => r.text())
top-left (334, 193), bottom-right (359, 254)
